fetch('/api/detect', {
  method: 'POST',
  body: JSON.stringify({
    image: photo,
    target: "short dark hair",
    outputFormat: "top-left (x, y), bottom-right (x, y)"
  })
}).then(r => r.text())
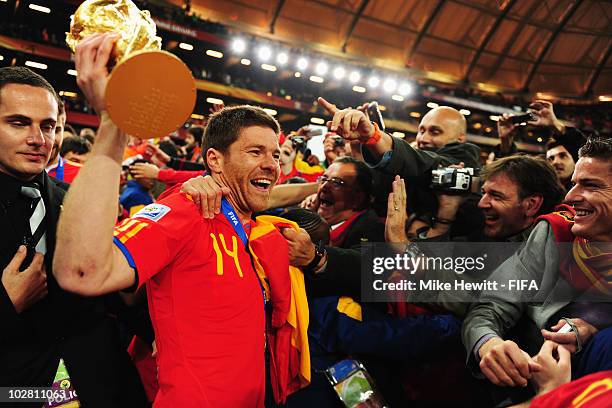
top-left (187, 125), bottom-right (204, 146)
top-left (578, 137), bottom-right (612, 165)
top-left (545, 132), bottom-right (586, 163)
top-left (60, 136), bottom-right (92, 157)
top-left (334, 156), bottom-right (373, 210)
top-left (64, 123), bottom-right (77, 137)
top-left (202, 105), bottom-right (280, 171)
top-left (0, 66), bottom-right (60, 108)
top-left (481, 154), bottom-right (565, 215)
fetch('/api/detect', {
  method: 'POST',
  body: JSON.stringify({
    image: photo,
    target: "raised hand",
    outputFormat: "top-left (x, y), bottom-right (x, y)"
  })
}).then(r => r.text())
top-left (385, 175), bottom-right (409, 243)
top-left (317, 97), bottom-right (374, 143)
top-left (74, 32), bottom-right (121, 114)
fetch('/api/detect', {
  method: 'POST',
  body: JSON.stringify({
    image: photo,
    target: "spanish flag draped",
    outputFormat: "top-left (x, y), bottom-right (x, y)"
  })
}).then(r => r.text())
top-left (537, 205), bottom-right (612, 296)
top-left (248, 215), bottom-right (311, 404)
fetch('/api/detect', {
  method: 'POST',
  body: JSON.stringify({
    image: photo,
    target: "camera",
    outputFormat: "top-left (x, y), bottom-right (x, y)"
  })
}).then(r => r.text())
top-left (431, 167), bottom-right (476, 193)
top-left (332, 136), bottom-right (346, 148)
top-left (291, 136), bottom-right (307, 153)
top-left (366, 101), bottom-right (385, 131)
top-left (509, 111), bottom-right (537, 125)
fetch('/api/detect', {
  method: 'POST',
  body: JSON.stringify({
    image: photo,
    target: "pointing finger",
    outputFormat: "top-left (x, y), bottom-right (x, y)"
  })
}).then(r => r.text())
top-left (317, 97), bottom-right (339, 115)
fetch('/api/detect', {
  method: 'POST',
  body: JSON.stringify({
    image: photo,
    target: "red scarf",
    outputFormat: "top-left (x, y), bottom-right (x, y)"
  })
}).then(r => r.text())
top-left (330, 210), bottom-right (366, 247)
top-left (537, 205), bottom-right (612, 296)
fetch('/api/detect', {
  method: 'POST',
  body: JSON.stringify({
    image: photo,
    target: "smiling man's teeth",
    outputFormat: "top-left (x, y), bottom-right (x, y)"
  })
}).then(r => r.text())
top-left (575, 210), bottom-right (593, 216)
top-left (252, 179), bottom-right (271, 188)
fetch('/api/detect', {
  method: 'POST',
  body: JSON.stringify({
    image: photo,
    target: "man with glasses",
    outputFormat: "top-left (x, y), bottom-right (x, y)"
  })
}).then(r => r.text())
top-left (282, 156), bottom-right (384, 299)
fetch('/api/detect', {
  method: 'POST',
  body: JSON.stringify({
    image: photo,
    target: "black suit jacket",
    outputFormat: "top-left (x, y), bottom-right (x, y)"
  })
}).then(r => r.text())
top-left (306, 209), bottom-right (384, 300)
top-left (363, 138), bottom-right (485, 238)
top-left (0, 172), bottom-right (147, 407)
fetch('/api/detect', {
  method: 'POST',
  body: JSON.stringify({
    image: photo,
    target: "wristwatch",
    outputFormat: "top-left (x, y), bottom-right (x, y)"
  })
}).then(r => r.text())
top-left (303, 240), bottom-right (326, 275)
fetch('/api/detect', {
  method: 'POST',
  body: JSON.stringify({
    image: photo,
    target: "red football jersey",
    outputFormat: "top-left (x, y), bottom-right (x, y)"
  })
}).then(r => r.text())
top-left (47, 158), bottom-right (82, 183)
top-left (530, 370), bottom-right (612, 408)
top-left (113, 192), bottom-right (265, 408)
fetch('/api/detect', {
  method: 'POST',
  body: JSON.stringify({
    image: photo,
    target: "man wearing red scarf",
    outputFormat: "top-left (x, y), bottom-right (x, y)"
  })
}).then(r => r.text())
top-left (464, 137), bottom-right (612, 402)
top-left (282, 157), bottom-right (384, 300)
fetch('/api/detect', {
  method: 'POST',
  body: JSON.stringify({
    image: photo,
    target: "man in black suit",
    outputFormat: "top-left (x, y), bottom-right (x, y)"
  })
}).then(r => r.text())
top-left (282, 156), bottom-right (385, 299)
top-left (0, 66), bottom-right (146, 407)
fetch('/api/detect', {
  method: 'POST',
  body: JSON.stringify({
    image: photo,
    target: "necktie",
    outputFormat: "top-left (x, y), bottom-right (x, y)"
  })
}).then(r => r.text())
top-left (21, 185), bottom-right (47, 255)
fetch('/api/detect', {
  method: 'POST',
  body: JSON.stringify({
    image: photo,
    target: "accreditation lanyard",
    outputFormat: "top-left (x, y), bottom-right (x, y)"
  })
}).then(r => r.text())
top-left (220, 198), bottom-right (267, 306)
top-left (55, 157), bottom-right (65, 181)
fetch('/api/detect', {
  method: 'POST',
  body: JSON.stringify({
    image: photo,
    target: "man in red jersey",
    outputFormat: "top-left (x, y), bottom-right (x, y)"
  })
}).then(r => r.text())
top-left (53, 33), bottom-right (281, 408)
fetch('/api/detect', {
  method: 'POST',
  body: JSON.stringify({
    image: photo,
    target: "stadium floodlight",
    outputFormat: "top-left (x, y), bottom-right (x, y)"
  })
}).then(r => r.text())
top-left (25, 61), bottom-right (47, 70)
top-left (348, 70), bottom-right (361, 83)
top-left (296, 57), bottom-right (308, 71)
top-left (258, 46), bottom-right (272, 61)
top-left (59, 91), bottom-right (77, 98)
top-left (277, 52), bottom-right (289, 65)
top-left (294, 72), bottom-right (302, 78)
top-left (206, 97), bottom-right (224, 105)
top-left (315, 61), bottom-right (328, 76)
top-left (383, 78), bottom-right (397, 93)
top-left (332, 66), bottom-right (345, 80)
top-left (368, 76), bottom-right (380, 88)
top-left (309, 75), bottom-right (324, 83)
top-left (392, 132), bottom-right (405, 138)
top-left (29, 4), bottom-right (50, 13)
top-left (310, 117), bottom-right (325, 125)
top-left (391, 95), bottom-right (404, 101)
top-left (489, 115), bottom-right (500, 121)
top-left (240, 58), bottom-right (251, 65)
top-left (179, 42), bottom-right (194, 51)
top-left (261, 64), bottom-right (277, 72)
top-left (459, 109), bottom-right (471, 116)
top-left (398, 82), bottom-right (412, 96)
top-left (426, 102), bottom-right (439, 109)
top-left (231, 38), bottom-right (247, 54)
top-left (206, 50), bottom-right (223, 58)
top-left (67, 69), bottom-right (77, 76)
top-left (352, 85), bottom-right (366, 93)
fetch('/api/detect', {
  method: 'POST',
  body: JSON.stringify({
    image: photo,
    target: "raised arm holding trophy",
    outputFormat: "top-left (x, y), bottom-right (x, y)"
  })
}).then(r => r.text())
top-left (66, 0), bottom-right (196, 138)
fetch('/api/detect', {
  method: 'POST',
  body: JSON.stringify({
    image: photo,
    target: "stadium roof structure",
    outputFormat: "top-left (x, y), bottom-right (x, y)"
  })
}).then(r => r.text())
top-left (174, 0), bottom-right (611, 99)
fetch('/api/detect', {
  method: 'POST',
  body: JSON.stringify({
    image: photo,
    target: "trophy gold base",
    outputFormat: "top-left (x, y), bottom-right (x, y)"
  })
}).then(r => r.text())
top-left (105, 50), bottom-right (196, 139)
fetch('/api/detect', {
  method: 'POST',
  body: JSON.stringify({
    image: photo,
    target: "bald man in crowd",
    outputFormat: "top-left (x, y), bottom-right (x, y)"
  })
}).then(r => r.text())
top-left (319, 98), bottom-right (483, 236)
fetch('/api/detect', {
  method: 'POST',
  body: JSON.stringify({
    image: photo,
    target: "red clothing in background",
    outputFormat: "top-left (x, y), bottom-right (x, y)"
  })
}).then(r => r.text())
top-left (47, 158), bottom-right (82, 183)
top-left (157, 169), bottom-right (204, 186)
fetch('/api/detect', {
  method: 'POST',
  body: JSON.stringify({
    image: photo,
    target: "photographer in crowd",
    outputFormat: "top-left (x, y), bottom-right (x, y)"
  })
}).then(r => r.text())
top-left (317, 97), bottom-right (483, 238)
top-left (494, 100), bottom-right (586, 191)
top-left (278, 131), bottom-right (325, 184)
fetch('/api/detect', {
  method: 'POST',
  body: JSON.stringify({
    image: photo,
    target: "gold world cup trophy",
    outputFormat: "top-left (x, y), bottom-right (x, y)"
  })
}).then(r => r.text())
top-left (66, 0), bottom-right (197, 139)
